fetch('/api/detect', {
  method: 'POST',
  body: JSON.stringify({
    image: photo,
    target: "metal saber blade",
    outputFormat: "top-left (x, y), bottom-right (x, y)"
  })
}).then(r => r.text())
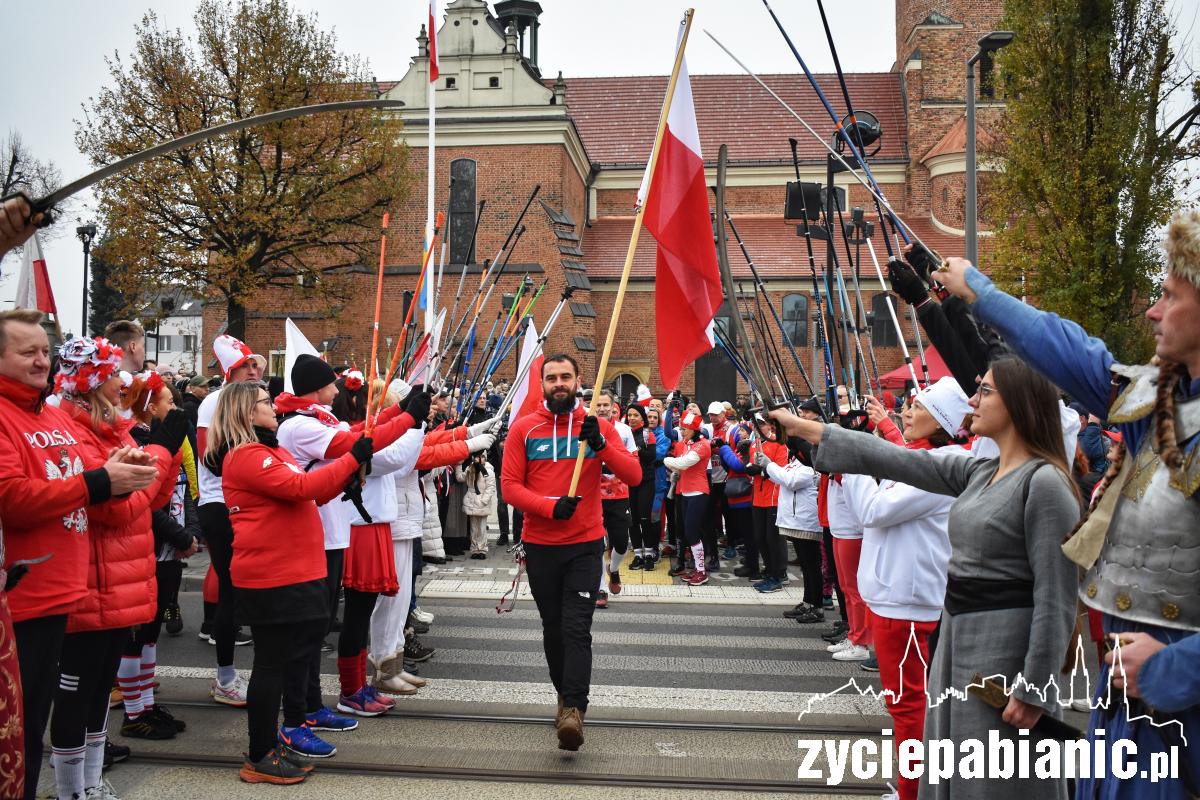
top-left (15, 99), bottom-right (407, 221)
top-left (703, 30), bottom-right (945, 264)
top-left (864, 238), bottom-right (920, 389)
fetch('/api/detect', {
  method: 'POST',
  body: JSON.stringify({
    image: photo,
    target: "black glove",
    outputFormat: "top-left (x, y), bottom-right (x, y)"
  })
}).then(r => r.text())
top-left (552, 496), bottom-right (581, 520)
top-left (906, 242), bottom-right (940, 279)
top-left (669, 399), bottom-right (681, 413)
top-left (340, 472), bottom-right (372, 523)
top-left (579, 416), bottom-right (606, 452)
top-left (4, 565), bottom-right (28, 592)
top-left (350, 436), bottom-right (374, 466)
top-left (744, 464), bottom-right (763, 477)
top-left (736, 440), bottom-right (751, 456)
top-left (887, 257), bottom-right (929, 306)
top-left (711, 437), bottom-right (726, 450)
top-left (148, 408), bottom-right (190, 455)
top-left (403, 390), bottom-right (432, 425)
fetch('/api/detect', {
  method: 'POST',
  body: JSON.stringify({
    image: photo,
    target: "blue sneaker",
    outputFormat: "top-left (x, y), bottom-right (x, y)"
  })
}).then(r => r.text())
top-left (304, 706), bottom-right (358, 732)
top-left (722, 546), bottom-right (737, 560)
top-left (753, 577), bottom-right (782, 594)
top-left (279, 725), bottom-right (336, 758)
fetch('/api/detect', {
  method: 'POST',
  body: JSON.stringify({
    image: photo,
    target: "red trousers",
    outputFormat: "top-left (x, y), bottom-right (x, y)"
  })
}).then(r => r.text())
top-left (871, 610), bottom-right (937, 800)
top-left (832, 537), bottom-right (870, 647)
top-left (0, 592), bottom-right (23, 800)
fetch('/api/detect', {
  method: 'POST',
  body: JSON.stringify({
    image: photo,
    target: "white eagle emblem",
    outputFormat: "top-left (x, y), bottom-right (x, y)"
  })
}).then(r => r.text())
top-left (45, 450), bottom-right (87, 534)
top-left (262, 456), bottom-right (274, 469)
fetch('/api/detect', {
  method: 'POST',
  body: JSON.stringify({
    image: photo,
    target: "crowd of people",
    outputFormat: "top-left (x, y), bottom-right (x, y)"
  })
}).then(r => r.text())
top-left (0, 194), bottom-right (1198, 800)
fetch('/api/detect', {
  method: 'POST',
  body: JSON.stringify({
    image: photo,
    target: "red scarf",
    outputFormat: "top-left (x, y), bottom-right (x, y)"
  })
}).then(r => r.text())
top-left (273, 392), bottom-right (341, 428)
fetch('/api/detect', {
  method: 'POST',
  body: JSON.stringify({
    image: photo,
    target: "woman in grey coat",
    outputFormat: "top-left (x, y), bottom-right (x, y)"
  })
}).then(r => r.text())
top-left (772, 357), bottom-right (1081, 800)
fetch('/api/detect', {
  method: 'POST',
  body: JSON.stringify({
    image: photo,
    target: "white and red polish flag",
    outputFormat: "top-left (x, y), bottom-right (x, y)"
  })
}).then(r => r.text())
top-left (637, 25), bottom-right (722, 391)
top-left (15, 232), bottom-right (58, 315)
top-left (508, 319), bottom-right (543, 426)
top-left (428, 0), bottom-right (440, 82)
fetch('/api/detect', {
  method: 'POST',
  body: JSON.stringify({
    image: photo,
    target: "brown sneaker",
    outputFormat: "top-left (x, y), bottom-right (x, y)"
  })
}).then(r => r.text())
top-left (556, 694), bottom-right (564, 724)
top-left (556, 707), bottom-right (585, 751)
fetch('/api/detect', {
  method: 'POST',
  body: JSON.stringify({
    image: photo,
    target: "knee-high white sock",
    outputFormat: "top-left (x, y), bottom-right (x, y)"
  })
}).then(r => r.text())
top-left (140, 643), bottom-right (158, 708)
top-left (690, 543), bottom-right (705, 572)
top-left (52, 744), bottom-right (86, 800)
top-left (84, 724), bottom-right (107, 790)
top-left (609, 547), bottom-right (627, 572)
top-left (117, 655), bottom-right (144, 718)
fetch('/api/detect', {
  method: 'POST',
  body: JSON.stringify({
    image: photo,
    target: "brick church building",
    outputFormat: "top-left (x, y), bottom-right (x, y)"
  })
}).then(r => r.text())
top-left (204, 0), bottom-right (1005, 406)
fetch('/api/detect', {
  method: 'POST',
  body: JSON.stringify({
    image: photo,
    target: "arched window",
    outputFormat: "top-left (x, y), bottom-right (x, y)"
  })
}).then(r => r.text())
top-left (781, 294), bottom-right (809, 347)
top-left (872, 293), bottom-right (899, 347)
top-left (448, 159), bottom-right (477, 265)
top-left (610, 373), bottom-right (641, 408)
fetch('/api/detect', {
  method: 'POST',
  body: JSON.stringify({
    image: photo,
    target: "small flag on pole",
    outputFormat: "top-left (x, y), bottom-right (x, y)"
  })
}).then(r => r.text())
top-left (428, 0), bottom-right (439, 82)
top-left (637, 24), bottom-right (722, 391)
top-left (508, 319), bottom-right (543, 426)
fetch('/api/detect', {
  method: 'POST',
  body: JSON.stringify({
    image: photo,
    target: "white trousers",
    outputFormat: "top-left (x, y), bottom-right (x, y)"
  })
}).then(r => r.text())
top-left (369, 538), bottom-right (415, 665)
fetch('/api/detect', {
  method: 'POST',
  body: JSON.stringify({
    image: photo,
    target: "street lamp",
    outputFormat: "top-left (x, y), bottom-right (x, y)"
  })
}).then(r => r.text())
top-left (76, 224), bottom-right (98, 335)
top-left (965, 31), bottom-right (1014, 266)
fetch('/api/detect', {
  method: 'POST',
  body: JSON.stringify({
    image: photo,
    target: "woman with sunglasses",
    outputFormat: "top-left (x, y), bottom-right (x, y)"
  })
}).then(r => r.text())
top-left (771, 357), bottom-right (1081, 800)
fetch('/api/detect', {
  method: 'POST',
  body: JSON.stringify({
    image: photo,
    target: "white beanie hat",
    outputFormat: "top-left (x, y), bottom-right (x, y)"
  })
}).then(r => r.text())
top-left (706, 401), bottom-right (725, 415)
top-left (914, 376), bottom-right (971, 437)
top-left (388, 378), bottom-right (412, 401)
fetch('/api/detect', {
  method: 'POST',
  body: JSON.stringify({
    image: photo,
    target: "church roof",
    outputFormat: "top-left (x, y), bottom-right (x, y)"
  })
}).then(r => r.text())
top-left (559, 72), bottom-right (908, 166)
top-left (582, 214), bottom-right (960, 280)
top-left (921, 114), bottom-right (997, 163)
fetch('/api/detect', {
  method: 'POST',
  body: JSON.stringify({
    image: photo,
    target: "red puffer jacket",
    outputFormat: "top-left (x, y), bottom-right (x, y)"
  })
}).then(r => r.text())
top-left (58, 402), bottom-right (176, 632)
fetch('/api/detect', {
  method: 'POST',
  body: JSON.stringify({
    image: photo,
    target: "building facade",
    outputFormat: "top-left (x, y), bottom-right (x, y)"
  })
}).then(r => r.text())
top-left (203, 0), bottom-right (1003, 407)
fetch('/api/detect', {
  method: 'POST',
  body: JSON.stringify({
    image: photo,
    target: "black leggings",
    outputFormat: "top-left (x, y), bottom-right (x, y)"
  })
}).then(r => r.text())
top-left (337, 589), bottom-right (378, 657)
top-left (729, 505), bottom-right (755, 566)
top-left (199, 503), bottom-right (237, 667)
top-left (601, 499), bottom-right (630, 555)
top-left (792, 538), bottom-right (824, 606)
top-left (753, 506), bottom-right (786, 580)
top-left (51, 628), bottom-right (128, 749)
top-left (125, 560), bottom-right (182, 654)
top-left (15, 614), bottom-right (67, 800)
top-left (627, 483), bottom-right (655, 550)
top-left (247, 618), bottom-right (327, 762)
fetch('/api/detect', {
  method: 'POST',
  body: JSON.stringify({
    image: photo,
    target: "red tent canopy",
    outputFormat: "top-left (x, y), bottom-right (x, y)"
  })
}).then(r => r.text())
top-left (877, 345), bottom-right (951, 390)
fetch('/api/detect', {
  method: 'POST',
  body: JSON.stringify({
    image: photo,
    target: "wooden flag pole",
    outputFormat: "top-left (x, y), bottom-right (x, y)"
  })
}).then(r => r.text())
top-left (567, 8), bottom-right (696, 496)
top-left (364, 213), bottom-right (390, 434)
top-left (382, 211), bottom-right (444, 391)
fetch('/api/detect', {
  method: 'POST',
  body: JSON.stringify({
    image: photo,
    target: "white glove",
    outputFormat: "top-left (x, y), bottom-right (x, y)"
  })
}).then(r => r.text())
top-left (468, 415), bottom-right (502, 437)
top-left (663, 456), bottom-right (681, 472)
top-left (754, 451), bottom-right (772, 470)
top-left (466, 432), bottom-right (496, 453)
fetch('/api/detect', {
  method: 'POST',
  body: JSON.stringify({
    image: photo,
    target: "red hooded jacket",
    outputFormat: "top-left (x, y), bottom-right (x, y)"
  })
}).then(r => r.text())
top-left (0, 376), bottom-right (121, 622)
top-left (58, 401), bottom-right (176, 632)
top-left (502, 400), bottom-right (641, 546)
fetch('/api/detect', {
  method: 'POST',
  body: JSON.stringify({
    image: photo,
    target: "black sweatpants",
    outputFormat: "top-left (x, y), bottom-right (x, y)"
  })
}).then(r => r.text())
top-left (14, 614), bottom-right (67, 800)
top-left (753, 506), bottom-right (786, 581)
top-left (51, 628), bottom-right (128, 749)
top-left (729, 505), bottom-right (756, 569)
top-left (337, 589), bottom-right (378, 658)
top-left (306, 549), bottom-right (344, 712)
top-left (627, 483), bottom-right (655, 551)
top-left (793, 538), bottom-right (824, 606)
top-left (601, 498), bottom-right (630, 555)
top-left (199, 503), bottom-right (237, 667)
top-left (523, 538), bottom-right (603, 711)
top-left (248, 618), bottom-right (327, 762)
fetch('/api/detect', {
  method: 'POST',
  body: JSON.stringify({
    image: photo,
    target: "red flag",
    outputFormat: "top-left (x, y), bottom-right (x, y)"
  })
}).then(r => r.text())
top-left (16, 233), bottom-right (58, 315)
top-left (638, 32), bottom-right (722, 391)
top-left (508, 320), bottom-right (543, 425)
top-left (428, 1), bottom-right (439, 82)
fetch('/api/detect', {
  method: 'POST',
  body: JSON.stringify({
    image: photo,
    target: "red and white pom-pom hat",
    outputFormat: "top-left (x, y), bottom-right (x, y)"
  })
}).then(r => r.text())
top-left (213, 334), bottom-right (266, 378)
top-left (343, 369), bottom-right (365, 391)
top-left (55, 336), bottom-right (124, 397)
top-left (636, 384), bottom-right (653, 407)
top-left (679, 410), bottom-right (703, 431)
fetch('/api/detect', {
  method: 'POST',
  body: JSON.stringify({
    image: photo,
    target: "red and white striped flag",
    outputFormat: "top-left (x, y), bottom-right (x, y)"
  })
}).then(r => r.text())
top-left (637, 24), bottom-right (722, 391)
top-left (15, 233), bottom-right (58, 315)
top-left (508, 319), bottom-right (543, 426)
top-left (428, 1), bottom-right (439, 82)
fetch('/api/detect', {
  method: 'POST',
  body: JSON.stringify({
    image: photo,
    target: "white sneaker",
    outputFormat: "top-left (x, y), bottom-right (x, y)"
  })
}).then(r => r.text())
top-left (826, 638), bottom-right (854, 653)
top-left (412, 607), bottom-right (434, 624)
top-left (85, 778), bottom-right (121, 799)
top-left (211, 675), bottom-right (248, 707)
top-left (833, 644), bottom-right (872, 662)
top-left (373, 673), bottom-right (418, 696)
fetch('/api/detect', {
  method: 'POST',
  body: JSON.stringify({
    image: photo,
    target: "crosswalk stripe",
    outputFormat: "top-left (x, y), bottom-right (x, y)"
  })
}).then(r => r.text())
top-left (427, 625), bottom-right (836, 652)
top-left (427, 648), bottom-right (870, 677)
top-left (421, 604), bottom-right (823, 630)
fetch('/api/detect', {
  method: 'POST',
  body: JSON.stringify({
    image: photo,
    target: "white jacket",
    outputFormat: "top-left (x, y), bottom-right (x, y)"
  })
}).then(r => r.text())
top-left (390, 431), bottom-right (427, 542)
top-left (277, 412), bottom-right (352, 550)
top-left (764, 460), bottom-right (820, 533)
top-left (420, 470), bottom-right (445, 558)
top-left (350, 426), bottom-right (425, 528)
top-left (456, 462), bottom-right (496, 517)
top-left (826, 478), bottom-right (863, 540)
top-left (838, 449), bottom-right (963, 622)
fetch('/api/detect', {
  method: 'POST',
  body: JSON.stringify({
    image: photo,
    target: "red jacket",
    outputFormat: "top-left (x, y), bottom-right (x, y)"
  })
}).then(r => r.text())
top-left (749, 439), bottom-right (788, 507)
top-left (502, 401), bottom-right (641, 545)
top-left (669, 438), bottom-right (711, 495)
top-left (58, 402), bottom-right (176, 632)
top-left (0, 376), bottom-right (115, 622)
top-left (223, 442), bottom-right (360, 589)
top-left (415, 424), bottom-right (469, 470)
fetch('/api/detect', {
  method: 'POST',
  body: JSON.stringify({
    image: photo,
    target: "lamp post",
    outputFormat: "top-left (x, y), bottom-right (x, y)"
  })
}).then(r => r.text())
top-left (76, 224), bottom-right (98, 335)
top-left (965, 31), bottom-right (1014, 266)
